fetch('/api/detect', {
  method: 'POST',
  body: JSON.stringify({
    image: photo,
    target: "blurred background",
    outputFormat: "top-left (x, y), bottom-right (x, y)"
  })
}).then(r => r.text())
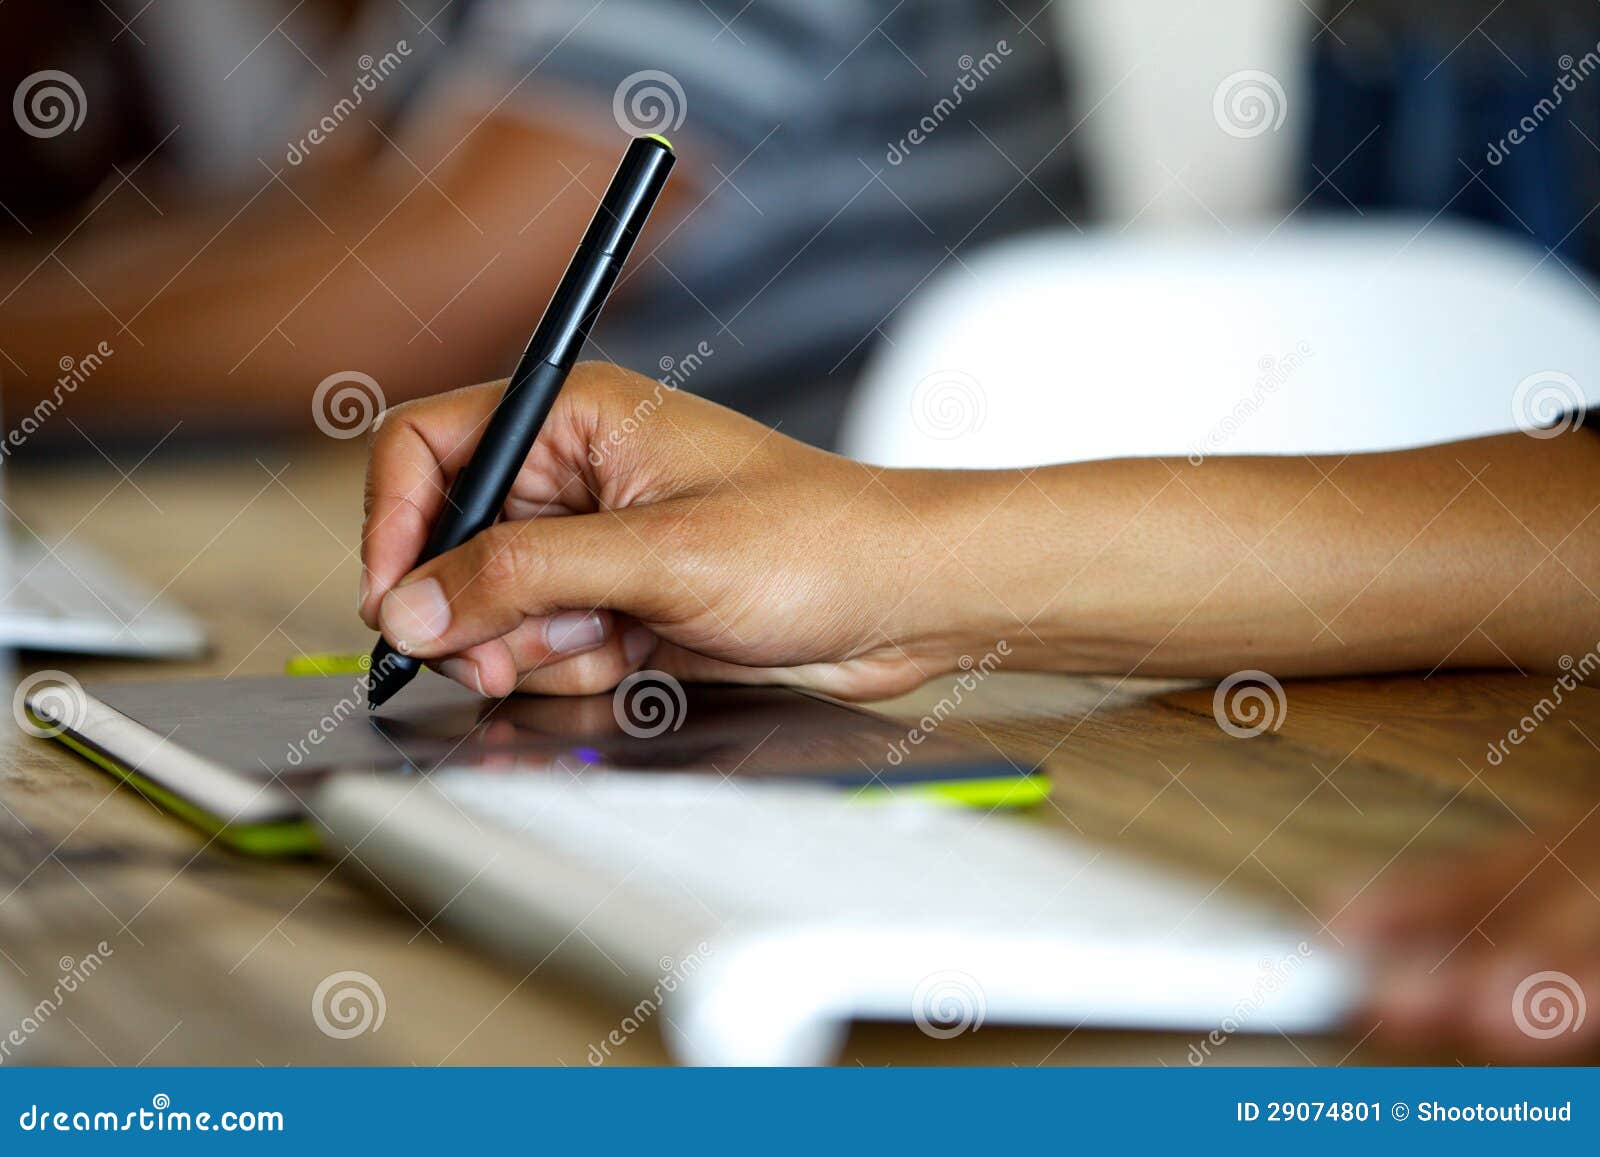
top-left (1, 0), bottom-right (1598, 460)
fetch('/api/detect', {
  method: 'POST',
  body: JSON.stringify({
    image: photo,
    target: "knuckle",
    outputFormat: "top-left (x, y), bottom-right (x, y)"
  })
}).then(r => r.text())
top-left (469, 523), bottom-right (544, 601)
top-left (575, 360), bottom-right (655, 411)
top-left (362, 405), bottom-right (420, 514)
top-left (368, 396), bottom-right (419, 449)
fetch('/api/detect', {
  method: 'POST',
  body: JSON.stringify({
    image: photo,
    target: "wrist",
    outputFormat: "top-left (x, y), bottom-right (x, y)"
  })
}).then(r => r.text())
top-left (862, 466), bottom-right (1051, 674)
top-left (871, 460), bottom-right (1171, 679)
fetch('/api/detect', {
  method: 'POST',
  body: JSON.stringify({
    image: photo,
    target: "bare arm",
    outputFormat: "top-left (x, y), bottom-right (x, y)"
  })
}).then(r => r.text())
top-left (0, 109), bottom-right (689, 439)
top-left (904, 427), bottom-right (1600, 679)
top-left (355, 367), bottom-right (1598, 700)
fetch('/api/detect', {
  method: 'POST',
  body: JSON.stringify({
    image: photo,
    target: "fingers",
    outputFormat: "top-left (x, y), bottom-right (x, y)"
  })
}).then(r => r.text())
top-left (1330, 843), bottom-right (1544, 947)
top-left (360, 383), bottom-right (504, 626)
top-left (1341, 845), bottom-right (1600, 1061)
top-left (432, 611), bottom-right (635, 697)
top-left (435, 634), bottom-right (911, 703)
top-left (509, 624), bottom-right (661, 695)
top-left (376, 510), bottom-right (670, 660)
top-left (482, 637), bottom-right (872, 699)
top-left (358, 363), bottom-right (691, 628)
top-left (359, 361), bottom-right (792, 631)
top-left (1361, 943), bottom-right (1600, 1061)
top-left (426, 617), bottom-right (657, 698)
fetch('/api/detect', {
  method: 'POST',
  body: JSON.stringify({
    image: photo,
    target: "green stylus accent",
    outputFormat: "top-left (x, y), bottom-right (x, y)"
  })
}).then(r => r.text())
top-left (285, 652), bottom-right (370, 677)
top-left (32, 712), bottom-right (318, 857)
top-left (644, 133), bottom-right (673, 151)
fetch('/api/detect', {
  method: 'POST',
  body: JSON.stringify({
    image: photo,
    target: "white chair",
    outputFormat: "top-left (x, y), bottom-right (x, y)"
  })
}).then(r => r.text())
top-left (838, 218), bottom-right (1600, 468)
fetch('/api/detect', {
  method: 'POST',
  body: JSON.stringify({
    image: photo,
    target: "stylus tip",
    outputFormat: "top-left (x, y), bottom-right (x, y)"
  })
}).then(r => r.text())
top-left (364, 641), bottom-right (418, 710)
top-left (365, 676), bottom-right (395, 710)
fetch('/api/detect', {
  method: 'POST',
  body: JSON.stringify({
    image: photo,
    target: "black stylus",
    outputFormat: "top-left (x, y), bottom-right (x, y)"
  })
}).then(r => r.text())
top-left (366, 134), bottom-right (676, 709)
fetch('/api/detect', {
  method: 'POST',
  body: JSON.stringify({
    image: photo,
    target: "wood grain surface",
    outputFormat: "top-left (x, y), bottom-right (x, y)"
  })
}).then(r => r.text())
top-left (2, 438), bottom-right (1596, 1066)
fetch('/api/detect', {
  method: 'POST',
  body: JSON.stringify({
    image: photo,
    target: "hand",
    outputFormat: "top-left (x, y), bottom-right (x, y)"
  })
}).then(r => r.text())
top-left (358, 362), bottom-right (960, 699)
top-left (359, 365), bottom-right (1600, 704)
top-left (1333, 816), bottom-right (1600, 1060)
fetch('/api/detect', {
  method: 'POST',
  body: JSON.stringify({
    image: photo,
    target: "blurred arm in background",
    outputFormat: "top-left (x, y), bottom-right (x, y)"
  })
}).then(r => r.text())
top-left (0, 0), bottom-right (696, 442)
top-left (0, 0), bottom-right (1082, 449)
top-left (0, 111), bottom-right (660, 433)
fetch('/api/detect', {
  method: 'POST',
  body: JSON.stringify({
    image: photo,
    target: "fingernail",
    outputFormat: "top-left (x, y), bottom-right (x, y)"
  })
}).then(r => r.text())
top-left (623, 625), bottom-right (656, 665)
top-left (358, 569), bottom-right (371, 613)
top-left (546, 611), bottom-right (608, 655)
top-left (380, 578), bottom-right (451, 647)
top-left (438, 658), bottom-right (484, 696)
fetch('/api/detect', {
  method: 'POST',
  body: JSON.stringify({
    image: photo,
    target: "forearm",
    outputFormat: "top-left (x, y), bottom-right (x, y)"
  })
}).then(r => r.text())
top-left (3, 220), bottom-right (471, 425)
top-left (0, 118), bottom-right (618, 436)
top-left (883, 430), bottom-right (1600, 677)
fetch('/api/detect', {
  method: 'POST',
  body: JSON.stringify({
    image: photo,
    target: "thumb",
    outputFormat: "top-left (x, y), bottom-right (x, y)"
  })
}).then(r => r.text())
top-left (376, 512), bottom-right (669, 660)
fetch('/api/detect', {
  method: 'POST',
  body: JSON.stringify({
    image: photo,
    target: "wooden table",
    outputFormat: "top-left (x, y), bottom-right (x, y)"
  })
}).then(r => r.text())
top-left (2, 437), bottom-right (1597, 1067)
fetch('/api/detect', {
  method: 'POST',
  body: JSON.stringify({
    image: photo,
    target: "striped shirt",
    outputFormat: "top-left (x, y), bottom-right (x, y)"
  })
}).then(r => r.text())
top-left (428, 0), bottom-right (1082, 443)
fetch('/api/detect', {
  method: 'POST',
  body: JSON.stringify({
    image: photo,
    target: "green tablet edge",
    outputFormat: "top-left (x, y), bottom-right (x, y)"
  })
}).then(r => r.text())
top-left (32, 711), bottom-right (318, 858)
top-left (859, 773), bottom-right (1051, 810)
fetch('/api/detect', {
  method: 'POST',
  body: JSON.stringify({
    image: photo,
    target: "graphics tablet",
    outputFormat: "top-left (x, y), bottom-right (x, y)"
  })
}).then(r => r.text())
top-left (26, 670), bottom-right (1048, 855)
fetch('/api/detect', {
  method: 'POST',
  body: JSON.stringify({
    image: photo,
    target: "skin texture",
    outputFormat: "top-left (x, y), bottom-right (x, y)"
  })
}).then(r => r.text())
top-left (360, 361), bottom-right (1600, 1062)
